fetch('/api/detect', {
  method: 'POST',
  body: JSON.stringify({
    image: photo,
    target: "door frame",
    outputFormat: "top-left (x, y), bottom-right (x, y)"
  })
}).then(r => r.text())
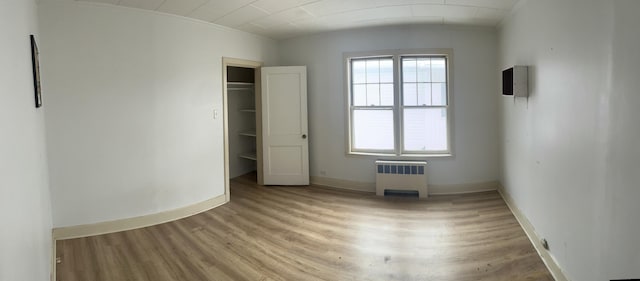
top-left (222, 57), bottom-right (263, 201)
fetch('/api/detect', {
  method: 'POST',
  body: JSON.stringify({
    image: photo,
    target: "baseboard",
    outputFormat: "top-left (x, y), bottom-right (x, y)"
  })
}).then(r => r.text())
top-left (497, 184), bottom-right (569, 281)
top-left (52, 194), bottom-right (228, 240)
top-left (310, 176), bottom-right (498, 195)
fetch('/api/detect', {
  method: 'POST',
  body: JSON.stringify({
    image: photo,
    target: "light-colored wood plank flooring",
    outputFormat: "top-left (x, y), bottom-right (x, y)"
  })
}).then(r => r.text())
top-left (56, 174), bottom-right (553, 281)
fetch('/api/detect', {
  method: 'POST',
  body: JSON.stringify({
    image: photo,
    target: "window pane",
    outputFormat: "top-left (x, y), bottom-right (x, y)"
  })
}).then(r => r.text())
top-left (366, 60), bottom-right (380, 83)
top-left (380, 83), bottom-right (394, 106)
top-left (380, 59), bottom-right (393, 83)
top-left (352, 60), bottom-right (366, 84)
top-left (432, 58), bottom-right (446, 82)
top-left (417, 58), bottom-right (431, 82)
top-left (353, 84), bottom-right (367, 106)
top-left (403, 83), bottom-right (417, 106)
top-left (417, 83), bottom-right (431, 106)
top-left (353, 109), bottom-right (394, 150)
top-left (402, 58), bottom-right (417, 83)
top-left (403, 108), bottom-right (448, 151)
top-left (366, 84), bottom-right (380, 106)
top-left (432, 83), bottom-right (447, 105)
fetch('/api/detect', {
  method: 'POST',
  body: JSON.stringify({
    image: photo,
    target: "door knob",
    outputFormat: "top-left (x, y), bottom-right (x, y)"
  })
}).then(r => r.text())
top-left (302, 134), bottom-right (307, 139)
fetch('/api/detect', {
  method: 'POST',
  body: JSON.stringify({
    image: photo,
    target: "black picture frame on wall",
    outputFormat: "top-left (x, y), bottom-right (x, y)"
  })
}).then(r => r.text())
top-left (30, 34), bottom-right (42, 108)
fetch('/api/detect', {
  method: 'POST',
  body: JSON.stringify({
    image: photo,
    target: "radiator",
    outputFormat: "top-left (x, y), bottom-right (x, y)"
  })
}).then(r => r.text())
top-left (375, 160), bottom-right (428, 199)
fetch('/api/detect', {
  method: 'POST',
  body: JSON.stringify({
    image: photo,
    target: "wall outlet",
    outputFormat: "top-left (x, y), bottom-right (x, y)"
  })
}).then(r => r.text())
top-left (320, 170), bottom-right (326, 176)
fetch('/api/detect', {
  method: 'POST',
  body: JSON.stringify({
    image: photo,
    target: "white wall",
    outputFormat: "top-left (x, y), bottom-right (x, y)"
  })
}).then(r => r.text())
top-left (278, 25), bottom-right (499, 186)
top-left (601, 1), bottom-right (640, 279)
top-left (0, 0), bottom-right (53, 280)
top-left (39, 1), bottom-right (278, 227)
top-left (500, 0), bottom-right (640, 280)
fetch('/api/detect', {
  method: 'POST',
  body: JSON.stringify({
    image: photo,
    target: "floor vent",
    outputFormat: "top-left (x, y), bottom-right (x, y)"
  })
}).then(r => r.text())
top-left (383, 190), bottom-right (419, 198)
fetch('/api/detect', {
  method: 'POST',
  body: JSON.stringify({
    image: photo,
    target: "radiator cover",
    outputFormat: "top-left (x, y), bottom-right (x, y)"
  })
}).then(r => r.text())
top-left (375, 160), bottom-right (428, 199)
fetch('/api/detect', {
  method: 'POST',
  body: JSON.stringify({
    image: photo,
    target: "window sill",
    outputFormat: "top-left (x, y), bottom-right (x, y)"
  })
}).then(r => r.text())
top-left (346, 151), bottom-right (453, 159)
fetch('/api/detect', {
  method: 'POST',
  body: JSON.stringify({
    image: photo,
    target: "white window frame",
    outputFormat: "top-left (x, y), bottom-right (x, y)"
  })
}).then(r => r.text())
top-left (344, 49), bottom-right (453, 158)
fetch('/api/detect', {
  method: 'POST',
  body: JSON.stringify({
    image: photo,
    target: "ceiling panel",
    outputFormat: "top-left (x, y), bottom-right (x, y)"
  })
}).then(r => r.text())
top-left (215, 5), bottom-right (270, 28)
top-left (76, 0), bottom-right (518, 39)
top-left (302, 0), bottom-right (448, 17)
top-left (186, 0), bottom-right (254, 22)
top-left (301, 0), bottom-right (379, 17)
top-left (273, 7), bottom-right (316, 22)
top-left (320, 5), bottom-right (413, 25)
top-left (117, 0), bottom-right (164, 10)
top-left (445, 0), bottom-right (515, 10)
top-left (78, 0), bottom-right (119, 5)
top-left (375, 0), bottom-right (445, 5)
top-left (156, 0), bottom-right (208, 16)
top-left (252, 0), bottom-right (320, 14)
top-left (411, 4), bottom-right (477, 17)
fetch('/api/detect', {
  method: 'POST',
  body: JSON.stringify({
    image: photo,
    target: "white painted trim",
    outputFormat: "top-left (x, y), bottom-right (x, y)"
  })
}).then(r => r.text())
top-left (343, 48), bottom-right (455, 158)
top-left (497, 183), bottom-right (569, 281)
top-left (310, 176), bottom-right (498, 195)
top-left (52, 194), bottom-right (227, 240)
top-left (222, 57), bottom-right (264, 191)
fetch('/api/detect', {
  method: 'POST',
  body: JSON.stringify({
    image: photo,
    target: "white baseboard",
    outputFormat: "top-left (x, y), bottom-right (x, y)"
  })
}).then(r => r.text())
top-left (310, 176), bottom-right (498, 195)
top-left (52, 194), bottom-right (228, 240)
top-left (497, 184), bottom-right (569, 281)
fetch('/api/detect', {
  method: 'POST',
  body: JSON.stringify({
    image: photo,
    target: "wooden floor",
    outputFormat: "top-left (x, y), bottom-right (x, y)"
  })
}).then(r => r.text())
top-left (56, 174), bottom-right (553, 281)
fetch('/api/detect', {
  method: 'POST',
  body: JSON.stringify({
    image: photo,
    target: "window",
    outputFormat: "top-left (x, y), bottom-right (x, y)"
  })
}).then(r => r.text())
top-left (347, 50), bottom-right (451, 156)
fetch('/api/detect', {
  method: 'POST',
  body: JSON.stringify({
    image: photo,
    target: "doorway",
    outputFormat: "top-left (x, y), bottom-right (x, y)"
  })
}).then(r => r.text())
top-left (222, 57), bottom-right (263, 201)
top-left (223, 59), bottom-right (310, 200)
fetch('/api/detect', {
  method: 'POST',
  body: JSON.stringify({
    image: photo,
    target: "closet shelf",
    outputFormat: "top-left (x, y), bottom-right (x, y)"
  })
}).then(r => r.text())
top-left (239, 108), bottom-right (256, 113)
top-left (239, 130), bottom-right (256, 137)
top-left (227, 82), bottom-right (254, 91)
top-left (239, 152), bottom-right (257, 161)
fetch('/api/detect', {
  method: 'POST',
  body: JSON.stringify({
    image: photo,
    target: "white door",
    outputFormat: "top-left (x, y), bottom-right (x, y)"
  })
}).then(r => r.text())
top-left (261, 66), bottom-right (309, 185)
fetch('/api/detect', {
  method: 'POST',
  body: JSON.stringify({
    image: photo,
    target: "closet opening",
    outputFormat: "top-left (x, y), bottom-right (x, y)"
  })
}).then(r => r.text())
top-left (222, 58), bottom-right (263, 201)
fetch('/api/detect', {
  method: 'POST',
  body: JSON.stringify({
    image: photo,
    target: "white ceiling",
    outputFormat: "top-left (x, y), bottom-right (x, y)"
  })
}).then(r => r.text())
top-left (78, 0), bottom-right (517, 39)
